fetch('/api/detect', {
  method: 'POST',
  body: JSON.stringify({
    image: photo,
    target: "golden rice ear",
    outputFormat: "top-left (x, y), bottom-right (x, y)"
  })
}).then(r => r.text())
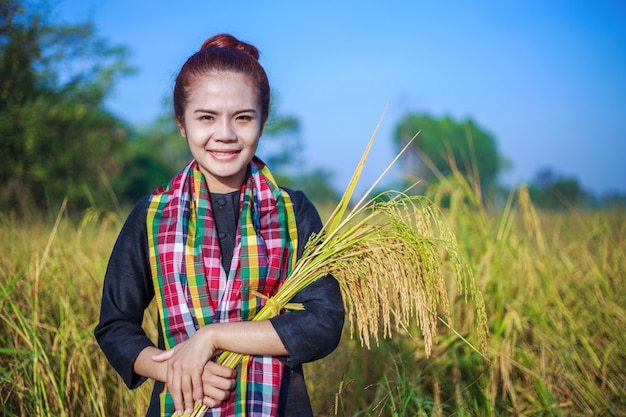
top-left (174, 108), bottom-right (489, 417)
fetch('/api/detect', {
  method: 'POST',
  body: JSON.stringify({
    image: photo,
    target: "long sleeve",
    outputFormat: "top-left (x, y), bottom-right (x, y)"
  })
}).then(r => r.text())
top-left (94, 196), bottom-right (155, 389)
top-left (270, 189), bottom-right (345, 367)
top-left (94, 188), bottom-right (345, 415)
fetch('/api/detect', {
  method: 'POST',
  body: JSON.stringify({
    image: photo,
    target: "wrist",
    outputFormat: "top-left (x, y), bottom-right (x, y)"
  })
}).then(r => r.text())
top-left (198, 324), bottom-right (220, 354)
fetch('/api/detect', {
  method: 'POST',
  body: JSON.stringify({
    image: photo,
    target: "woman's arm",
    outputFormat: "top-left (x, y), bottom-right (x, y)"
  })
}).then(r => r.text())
top-left (271, 189), bottom-right (345, 366)
top-left (270, 275), bottom-right (344, 365)
top-left (138, 342), bottom-right (236, 414)
top-left (152, 319), bottom-right (286, 414)
top-left (94, 197), bottom-right (157, 389)
top-left (111, 189), bottom-right (343, 414)
top-left (134, 346), bottom-right (168, 382)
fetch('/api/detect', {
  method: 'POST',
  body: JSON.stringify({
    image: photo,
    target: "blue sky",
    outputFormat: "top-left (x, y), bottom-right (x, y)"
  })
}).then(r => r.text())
top-left (55, 0), bottom-right (626, 196)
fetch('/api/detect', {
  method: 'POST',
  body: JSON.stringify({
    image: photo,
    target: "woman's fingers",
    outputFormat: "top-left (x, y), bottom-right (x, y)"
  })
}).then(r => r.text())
top-left (166, 353), bottom-right (206, 414)
top-left (190, 368), bottom-right (204, 411)
top-left (205, 360), bottom-right (237, 381)
top-left (156, 328), bottom-right (218, 414)
top-left (167, 370), bottom-right (183, 415)
top-left (181, 372), bottom-right (192, 414)
top-left (201, 361), bottom-right (237, 407)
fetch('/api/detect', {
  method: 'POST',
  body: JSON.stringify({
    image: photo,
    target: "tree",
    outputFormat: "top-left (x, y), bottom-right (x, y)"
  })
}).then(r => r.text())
top-left (527, 167), bottom-right (588, 209)
top-left (259, 113), bottom-right (302, 172)
top-left (114, 108), bottom-right (191, 203)
top-left (260, 100), bottom-right (340, 205)
top-left (393, 113), bottom-right (501, 191)
top-left (0, 0), bottom-right (134, 213)
top-left (278, 168), bottom-right (340, 207)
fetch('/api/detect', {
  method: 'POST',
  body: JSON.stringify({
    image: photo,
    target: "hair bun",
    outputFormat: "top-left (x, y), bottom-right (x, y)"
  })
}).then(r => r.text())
top-left (200, 33), bottom-right (260, 61)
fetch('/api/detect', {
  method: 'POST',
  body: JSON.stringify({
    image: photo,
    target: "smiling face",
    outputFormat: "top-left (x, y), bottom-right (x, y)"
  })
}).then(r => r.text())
top-left (177, 71), bottom-right (263, 193)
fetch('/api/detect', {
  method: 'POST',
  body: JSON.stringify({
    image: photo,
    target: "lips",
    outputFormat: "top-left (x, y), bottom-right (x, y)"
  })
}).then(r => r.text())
top-left (208, 149), bottom-right (240, 160)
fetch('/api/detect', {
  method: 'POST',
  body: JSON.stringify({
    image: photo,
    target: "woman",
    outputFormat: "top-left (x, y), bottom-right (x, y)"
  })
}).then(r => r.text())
top-left (94, 33), bottom-right (344, 417)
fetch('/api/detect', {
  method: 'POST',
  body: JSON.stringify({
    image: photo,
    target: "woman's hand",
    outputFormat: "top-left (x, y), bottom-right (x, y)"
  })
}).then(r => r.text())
top-left (150, 320), bottom-right (285, 414)
top-left (152, 327), bottom-right (234, 414)
top-left (200, 361), bottom-right (237, 408)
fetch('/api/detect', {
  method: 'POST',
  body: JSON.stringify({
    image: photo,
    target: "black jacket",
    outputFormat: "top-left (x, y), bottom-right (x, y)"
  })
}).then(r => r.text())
top-left (94, 189), bottom-right (344, 416)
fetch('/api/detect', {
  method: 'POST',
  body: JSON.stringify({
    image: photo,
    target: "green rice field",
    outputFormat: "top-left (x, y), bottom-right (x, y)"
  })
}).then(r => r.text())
top-left (1, 182), bottom-right (624, 416)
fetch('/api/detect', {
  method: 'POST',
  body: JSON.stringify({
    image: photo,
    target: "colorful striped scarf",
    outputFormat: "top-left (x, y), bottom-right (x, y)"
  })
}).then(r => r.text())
top-left (146, 158), bottom-right (298, 416)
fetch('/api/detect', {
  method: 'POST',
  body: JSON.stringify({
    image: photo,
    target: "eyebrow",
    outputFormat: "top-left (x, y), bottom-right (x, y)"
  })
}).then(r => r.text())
top-left (193, 108), bottom-right (258, 115)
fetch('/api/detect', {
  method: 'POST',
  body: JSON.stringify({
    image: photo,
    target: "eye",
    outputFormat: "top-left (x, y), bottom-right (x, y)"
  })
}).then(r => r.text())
top-left (236, 114), bottom-right (253, 121)
top-left (199, 114), bottom-right (214, 121)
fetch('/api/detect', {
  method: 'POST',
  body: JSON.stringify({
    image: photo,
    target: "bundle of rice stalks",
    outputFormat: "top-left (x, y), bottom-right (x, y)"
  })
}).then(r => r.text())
top-left (182, 111), bottom-right (488, 416)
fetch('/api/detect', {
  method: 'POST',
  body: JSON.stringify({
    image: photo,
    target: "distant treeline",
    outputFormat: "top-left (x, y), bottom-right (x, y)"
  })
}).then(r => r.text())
top-left (2, 0), bottom-right (622, 217)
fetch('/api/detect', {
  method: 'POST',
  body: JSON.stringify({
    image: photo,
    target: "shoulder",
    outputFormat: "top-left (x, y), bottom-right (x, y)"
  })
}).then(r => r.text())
top-left (113, 195), bottom-right (151, 244)
top-left (281, 188), bottom-right (323, 249)
top-left (282, 188), bottom-right (313, 210)
top-left (127, 195), bottom-right (151, 225)
top-left (281, 188), bottom-right (321, 225)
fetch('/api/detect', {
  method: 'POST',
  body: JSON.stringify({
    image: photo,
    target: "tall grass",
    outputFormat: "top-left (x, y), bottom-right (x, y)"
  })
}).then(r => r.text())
top-left (305, 172), bottom-right (625, 416)
top-left (1, 178), bottom-right (625, 415)
top-left (0, 205), bottom-right (153, 416)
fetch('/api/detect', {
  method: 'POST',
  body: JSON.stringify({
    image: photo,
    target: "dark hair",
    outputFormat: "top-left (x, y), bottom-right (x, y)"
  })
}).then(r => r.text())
top-left (173, 33), bottom-right (270, 125)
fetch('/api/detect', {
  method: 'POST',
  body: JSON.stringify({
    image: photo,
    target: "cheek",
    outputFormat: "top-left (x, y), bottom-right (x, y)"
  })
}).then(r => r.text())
top-left (249, 134), bottom-right (262, 150)
top-left (251, 123), bottom-right (264, 144)
top-left (184, 124), bottom-right (211, 144)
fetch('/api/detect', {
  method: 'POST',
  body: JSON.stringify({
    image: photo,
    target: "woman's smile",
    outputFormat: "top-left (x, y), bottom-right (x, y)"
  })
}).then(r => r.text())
top-left (177, 71), bottom-right (263, 193)
top-left (209, 149), bottom-right (241, 160)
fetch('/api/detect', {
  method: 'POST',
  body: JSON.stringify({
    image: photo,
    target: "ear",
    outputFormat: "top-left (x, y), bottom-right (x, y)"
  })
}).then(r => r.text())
top-left (176, 117), bottom-right (187, 138)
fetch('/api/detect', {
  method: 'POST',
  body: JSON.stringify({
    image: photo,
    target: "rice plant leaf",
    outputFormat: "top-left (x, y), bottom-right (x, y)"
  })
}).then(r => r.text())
top-left (323, 103), bottom-right (389, 234)
top-left (0, 269), bottom-right (24, 302)
top-left (352, 129), bottom-right (421, 211)
top-left (0, 347), bottom-right (32, 355)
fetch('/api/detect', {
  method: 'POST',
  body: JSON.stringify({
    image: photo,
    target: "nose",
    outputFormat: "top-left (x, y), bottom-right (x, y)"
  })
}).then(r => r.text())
top-left (214, 118), bottom-right (236, 141)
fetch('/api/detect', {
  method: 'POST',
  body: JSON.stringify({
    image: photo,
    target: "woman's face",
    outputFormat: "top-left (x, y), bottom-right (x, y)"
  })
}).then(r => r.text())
top-left (178, 72), bottom-right (263, 193)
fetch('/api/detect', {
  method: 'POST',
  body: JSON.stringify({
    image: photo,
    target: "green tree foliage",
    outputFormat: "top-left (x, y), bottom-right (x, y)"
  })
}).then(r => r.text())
top-left (393, 113), bottom-right (501, 191)
top-left (278, 168), bottom-right (340, 207)
top-left (114, 109), bottom-right (191, 203)
top-left (527, 167), bottom-right (588, 209)
top-left (0, 0), bottom-right (133, 214)
top-left (259, 111), bottom-right (302, 171)
top-left (261, 102), bottom-right (340, 206)
top-left (0, 1), bottom-right (336, 213)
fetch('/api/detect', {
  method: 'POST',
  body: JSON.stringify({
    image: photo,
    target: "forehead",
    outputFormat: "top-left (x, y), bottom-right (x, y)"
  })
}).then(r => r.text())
top-left (186, 71), bottom-right (259, 105)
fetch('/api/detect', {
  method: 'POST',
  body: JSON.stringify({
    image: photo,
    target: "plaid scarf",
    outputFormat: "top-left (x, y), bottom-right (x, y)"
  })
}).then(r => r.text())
top-left (146, 158), bottom-right (298, 417)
